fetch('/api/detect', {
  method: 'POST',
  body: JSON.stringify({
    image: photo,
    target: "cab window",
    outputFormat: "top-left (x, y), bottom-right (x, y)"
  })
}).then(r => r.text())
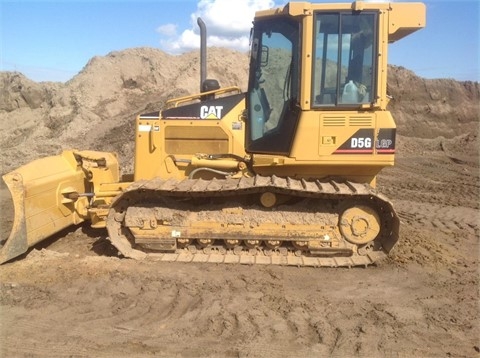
top-left (312, 12), bottom-right (377, 106)
top-left (247, 17), bottom-right (300, 155)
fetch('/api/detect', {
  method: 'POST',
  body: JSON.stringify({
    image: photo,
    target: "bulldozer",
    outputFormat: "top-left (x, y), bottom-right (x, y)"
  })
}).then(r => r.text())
top-left (0, 1), bottom-right (426, 266)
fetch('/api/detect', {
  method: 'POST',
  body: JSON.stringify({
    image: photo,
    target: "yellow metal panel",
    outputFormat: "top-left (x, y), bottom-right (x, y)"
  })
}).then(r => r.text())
top-left (388, 3), bottom-right (426, 42)
top-left (165, 126), bottom-right (229, 155)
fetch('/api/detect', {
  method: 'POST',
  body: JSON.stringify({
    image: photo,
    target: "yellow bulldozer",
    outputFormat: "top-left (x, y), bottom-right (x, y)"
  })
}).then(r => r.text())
top-left (1, 1), bottom-right (426, 266)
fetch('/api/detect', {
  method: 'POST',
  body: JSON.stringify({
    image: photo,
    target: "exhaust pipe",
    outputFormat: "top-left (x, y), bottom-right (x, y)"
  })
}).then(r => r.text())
top-left (197, 17), bottom-right (207, 93)
top-left (197, 17), bottom-right (220, 100)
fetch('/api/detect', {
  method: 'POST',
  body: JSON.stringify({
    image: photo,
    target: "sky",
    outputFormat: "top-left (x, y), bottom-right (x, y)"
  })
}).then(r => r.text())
top-left (0, 0), bottom-right (478, 83)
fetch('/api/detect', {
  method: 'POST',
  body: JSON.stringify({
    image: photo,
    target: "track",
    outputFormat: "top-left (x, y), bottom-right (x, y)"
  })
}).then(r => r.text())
top-left (107, 175), bottom-right (399, 267)
top-left (115, 247), bottom-right (387, 267)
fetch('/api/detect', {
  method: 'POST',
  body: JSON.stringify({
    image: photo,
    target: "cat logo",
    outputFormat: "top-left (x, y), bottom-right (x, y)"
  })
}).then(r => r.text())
top-left (200, 105), bottom-right (223, 119)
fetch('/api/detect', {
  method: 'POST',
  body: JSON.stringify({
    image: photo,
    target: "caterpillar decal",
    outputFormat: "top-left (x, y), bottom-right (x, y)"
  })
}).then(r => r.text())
top-left (161, 93), bottom-right (244, 120)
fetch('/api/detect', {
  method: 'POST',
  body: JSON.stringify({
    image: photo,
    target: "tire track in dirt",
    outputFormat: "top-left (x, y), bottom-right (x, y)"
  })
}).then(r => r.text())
top-left (1, 246), bottom-right (479, 358)
top-left (395, 200), bottom-right (479, 235)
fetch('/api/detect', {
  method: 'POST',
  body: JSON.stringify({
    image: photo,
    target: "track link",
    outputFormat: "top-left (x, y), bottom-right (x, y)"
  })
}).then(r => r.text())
top-left (106, 175), bottom-right (399, 267)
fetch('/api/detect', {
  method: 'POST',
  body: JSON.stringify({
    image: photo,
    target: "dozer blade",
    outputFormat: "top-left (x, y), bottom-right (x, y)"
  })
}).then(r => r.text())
top-left (0, 150), bottom-right (117, 264)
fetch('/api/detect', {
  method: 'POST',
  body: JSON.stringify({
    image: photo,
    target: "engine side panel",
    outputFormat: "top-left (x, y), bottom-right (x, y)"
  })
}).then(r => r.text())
top-left (134, 94), bottom-right (246, 181)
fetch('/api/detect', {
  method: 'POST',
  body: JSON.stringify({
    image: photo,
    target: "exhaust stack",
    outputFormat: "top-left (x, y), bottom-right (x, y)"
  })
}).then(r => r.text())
top-left (197, 17), bottom-right (207, 92)
top-left (197, 17), bottom-right (220, 99)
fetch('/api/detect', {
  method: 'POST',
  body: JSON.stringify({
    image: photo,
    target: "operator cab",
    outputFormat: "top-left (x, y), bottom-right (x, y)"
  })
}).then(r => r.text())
top-left (246, 6), bottom-right (378, 155)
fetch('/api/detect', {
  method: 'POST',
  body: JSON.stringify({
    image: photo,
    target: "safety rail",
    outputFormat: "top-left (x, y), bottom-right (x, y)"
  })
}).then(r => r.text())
top-left (164, 86), bottom-right (242, 109)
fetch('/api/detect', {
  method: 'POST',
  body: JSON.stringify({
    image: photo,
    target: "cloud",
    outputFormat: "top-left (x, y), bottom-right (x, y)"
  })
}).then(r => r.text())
top-left (156, 24), bottom-right (177, 37)
top-left (158, 0), bottom-right (279, 54)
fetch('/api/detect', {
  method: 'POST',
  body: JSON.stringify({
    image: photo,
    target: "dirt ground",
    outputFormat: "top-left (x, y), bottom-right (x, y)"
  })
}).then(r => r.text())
top-left (0, 133), bottom-right (478, 358)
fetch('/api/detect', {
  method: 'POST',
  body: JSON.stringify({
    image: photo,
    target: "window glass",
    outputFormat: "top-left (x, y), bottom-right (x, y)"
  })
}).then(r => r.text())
top-left (248, 18), bottom-right (298, 142)
top-left (313, 12), bottom-right (376, 106)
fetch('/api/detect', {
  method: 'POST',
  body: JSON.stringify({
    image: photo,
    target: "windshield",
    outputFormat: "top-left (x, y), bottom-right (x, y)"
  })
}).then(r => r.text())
top-left (312, 12), bottom-right (377, 106)
top-left (247, 17), bottom-right (300, 155)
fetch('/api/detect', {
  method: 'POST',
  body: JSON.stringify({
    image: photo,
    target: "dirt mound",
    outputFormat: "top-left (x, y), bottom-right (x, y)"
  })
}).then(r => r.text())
top-left (387, 65), bottom-right (480, 138)
top-left (0, 47), bottom-right (249, 174)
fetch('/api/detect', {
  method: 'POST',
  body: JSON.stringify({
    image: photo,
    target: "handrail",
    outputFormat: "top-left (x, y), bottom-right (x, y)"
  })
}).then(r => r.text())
top-left (164, 86), bottom-right (242, 109)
